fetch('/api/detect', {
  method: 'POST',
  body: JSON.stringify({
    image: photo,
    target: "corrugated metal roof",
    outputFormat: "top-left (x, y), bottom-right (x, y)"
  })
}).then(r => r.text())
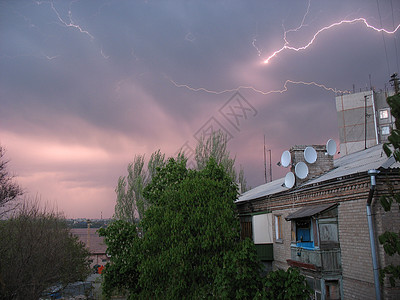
top-left (285, 203), bottom-right (337, 220)
top-left (236, 144), bottom-right (399, 203)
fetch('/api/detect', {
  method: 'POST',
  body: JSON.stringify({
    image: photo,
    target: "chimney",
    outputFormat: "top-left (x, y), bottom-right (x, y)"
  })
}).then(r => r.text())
top-left (289, 145), bottom-right (334, 186)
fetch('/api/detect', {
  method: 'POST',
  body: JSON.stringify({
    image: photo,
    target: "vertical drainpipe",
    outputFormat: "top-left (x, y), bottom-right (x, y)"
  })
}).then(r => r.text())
top-left (370, 92), bottom-right (379, 145)
top-left (367, 169), bottom-right (381, 300)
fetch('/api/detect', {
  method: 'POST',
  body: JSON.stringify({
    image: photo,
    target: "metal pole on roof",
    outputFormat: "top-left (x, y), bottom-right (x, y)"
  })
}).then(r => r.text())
top-left (365, 95), bottom-right (368, 149)
top-left (264, 135), bottom-right (267, 183)
top-left (269, 149), bottom-right (272, 182)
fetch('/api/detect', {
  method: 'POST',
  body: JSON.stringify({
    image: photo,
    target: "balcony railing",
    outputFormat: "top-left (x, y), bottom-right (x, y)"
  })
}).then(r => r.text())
top-left (290, 246), bottom-right (341, 273)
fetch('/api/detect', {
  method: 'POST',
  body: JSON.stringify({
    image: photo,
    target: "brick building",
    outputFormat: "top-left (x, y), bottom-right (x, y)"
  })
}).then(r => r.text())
top-left (335, 89), bottom-right (394, 157)
top-left (236, 144), bottom-right (400, 299)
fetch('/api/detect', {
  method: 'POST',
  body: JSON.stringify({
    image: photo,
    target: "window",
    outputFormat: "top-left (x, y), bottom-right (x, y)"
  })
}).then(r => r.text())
top-left (296, 219), bottom-right (311, 241)
top-left (240, 216), bottom-right (253, 240)
top-left (286, 204), bottom-right (338, 250)
top-left (382, 126), bottom-right (390, 135)
top-left (379, 109), bottom-right (389, 119)
top-left (319, 218), bottom-right (339, 248)
top-left (325, 280), bottom-right (341, 300)
top-left (291, 218), bottom-right (315, 249)
top-left (275, 215), bottom-right (283, 241)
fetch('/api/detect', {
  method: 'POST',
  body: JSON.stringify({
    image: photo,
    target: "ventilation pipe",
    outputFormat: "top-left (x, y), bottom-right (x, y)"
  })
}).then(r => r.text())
top-left (367, 169), bottom-right (381, 300)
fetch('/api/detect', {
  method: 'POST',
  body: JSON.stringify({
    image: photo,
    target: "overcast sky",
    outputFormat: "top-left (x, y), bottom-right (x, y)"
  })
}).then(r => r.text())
top-left (1, 0), bottom-right (399, 218)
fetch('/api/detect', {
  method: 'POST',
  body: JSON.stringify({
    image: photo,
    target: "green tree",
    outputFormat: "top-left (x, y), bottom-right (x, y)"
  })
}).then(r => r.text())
top-left (380, 92), bottom-right (400, 286)
top-left (114, 150), bottom-right (165, 223)
top-left (0, 201), bottom-right (90, 299)
top-left (102, 157), bottom-right (262, 299)
top-left (195, 130), bottom-right (248, 192)
top-left (214, 238), bottom-right (264, 299)
top-left (139, 157), bottom-right (242, 298)
top-left (98, 220), bottom-right (141, 299)
top-left (256, 267), bottom-right (311, 300)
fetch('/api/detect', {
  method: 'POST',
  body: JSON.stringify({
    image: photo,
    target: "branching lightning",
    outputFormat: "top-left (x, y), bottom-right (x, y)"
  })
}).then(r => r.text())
top-left (100, 48), bottom-right (109, 59)
top-left (252, 38), bottom-right (262, 57)
top-left (49, 1), bottom-right (94, 40)
top-left (169, 78), bottom-right (350, 96)
top-left (283, 0), bottom-right (311, 45)
top-left (264, 17), bottom-right (400, 64)
top-left (168, 1), bottom-right (400, 101)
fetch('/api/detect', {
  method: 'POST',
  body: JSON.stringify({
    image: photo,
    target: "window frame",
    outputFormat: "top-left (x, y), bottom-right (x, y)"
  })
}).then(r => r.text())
top-left (381, 125), bottom-right (390, 135)
top-left (275, 215), bottom-right (283, 242)
top-left (240, 216), bottom-right (253, 241)
top-left (379, 109), bottom-right (389, 119)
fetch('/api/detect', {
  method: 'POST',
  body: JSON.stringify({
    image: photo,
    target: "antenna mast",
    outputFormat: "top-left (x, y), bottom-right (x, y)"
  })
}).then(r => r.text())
top-left (263, 135), bottom-right (267, 183)
top-left (263, 135), bottom-right (272, 183)
top-left (268, 149), bottom-right (272, 182)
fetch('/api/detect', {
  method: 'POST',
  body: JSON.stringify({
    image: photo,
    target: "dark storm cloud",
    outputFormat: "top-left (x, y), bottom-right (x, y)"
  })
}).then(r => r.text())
top-left (0, 0), bottom-right (399, 217)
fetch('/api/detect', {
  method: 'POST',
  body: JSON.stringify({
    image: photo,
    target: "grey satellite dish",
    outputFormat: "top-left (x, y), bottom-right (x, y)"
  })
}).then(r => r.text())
top-left (284, 172), bottom-right (295, 188)
top-left (304, 146), bottom-right (317, 164)
top-left (326, 139), bottom-right (337, 156)
top-left (280, 150), bottom-right (291, 167)
top-left (295, 162), bottom-right (308, 179)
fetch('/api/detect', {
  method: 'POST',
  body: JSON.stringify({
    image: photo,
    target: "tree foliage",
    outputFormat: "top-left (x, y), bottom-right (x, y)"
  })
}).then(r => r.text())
top-left (195, 130), bottom-right (248, 192)
top-left (114, 150), bottom-right (165, 223)
top-left (98, 220), bottom-right (140, 298)
top-left (0, 146), bottom-right (23, 217)
top-left (380, 92), bottom-right (400, 287)
top-left (102, 157), bottom-right (262, 299)
top-left (0, 201), bottom-right (90, 299)
top-left (256, 267), bottom-right (311, 300)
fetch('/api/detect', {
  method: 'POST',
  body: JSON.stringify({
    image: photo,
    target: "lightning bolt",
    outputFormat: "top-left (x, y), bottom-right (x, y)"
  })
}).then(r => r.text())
top-left (100, 48), bottom-right (109, 59)
top-left (169, 78), bottom-right (350, 96)
top-left (49, 1), bottom-right (94, 40)
top-left (44, 54), bottom-right (60, 60)
top-left (283, 0), bottom-right (311, 45)
top-left (264, 18), bottom-right (400, 64)
top-left (252, 38), bottom-right (262, 57)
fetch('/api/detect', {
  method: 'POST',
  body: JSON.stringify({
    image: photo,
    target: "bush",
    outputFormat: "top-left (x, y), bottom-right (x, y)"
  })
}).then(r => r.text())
top-left (256, 267), bottom-right (311, 300)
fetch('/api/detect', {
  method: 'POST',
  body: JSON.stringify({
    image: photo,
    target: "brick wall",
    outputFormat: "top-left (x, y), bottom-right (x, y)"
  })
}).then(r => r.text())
top-left (289, 145), bottom-right (334, 186)
top-left (237, 169), bottom-right (400, 299)
top-left (339, 199), bottom-right (375, 299)
top-left (272, 208), bottom-right (296, 271)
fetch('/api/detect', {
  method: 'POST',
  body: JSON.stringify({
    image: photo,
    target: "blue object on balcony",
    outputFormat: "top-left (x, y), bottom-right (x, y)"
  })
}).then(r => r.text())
top-left (296, 241), bottom-right (314, 249)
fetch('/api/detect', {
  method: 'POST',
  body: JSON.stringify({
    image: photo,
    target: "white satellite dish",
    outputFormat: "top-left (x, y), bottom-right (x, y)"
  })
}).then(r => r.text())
top-left (304, 146), bottom-right (317, 164)
top-left (284, 172), bottom-right (295, 188)
top-left (295, 162), bottom-right (309, 179)
top-left (280, 150), bottom-right (291, 167)
top-left (326, 139), bottom-right (337, 156)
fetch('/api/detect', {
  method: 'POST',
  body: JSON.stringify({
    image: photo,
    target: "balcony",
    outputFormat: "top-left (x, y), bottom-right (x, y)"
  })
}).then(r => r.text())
top-left (288, 246), bottom-right (341, 274)
top-left (254, 243), bottom-right (273, 261)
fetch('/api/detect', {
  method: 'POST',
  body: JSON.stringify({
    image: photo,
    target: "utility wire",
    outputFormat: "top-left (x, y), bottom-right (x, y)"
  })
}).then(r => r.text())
top-left (390, 0), bottom-right (400, 73)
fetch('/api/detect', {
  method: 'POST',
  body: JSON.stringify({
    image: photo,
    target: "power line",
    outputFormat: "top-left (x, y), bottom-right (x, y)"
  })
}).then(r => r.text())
top-left (390, 0), bottom-right (400, 73)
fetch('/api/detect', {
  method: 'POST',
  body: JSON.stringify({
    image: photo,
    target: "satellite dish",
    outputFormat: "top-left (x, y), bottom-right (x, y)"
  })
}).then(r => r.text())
top-left (284, 172), bottom-right (295, 188)
top-left (304, 146), bottom-right (317, 164)
top-left (295, 162), bottom-right (309, 179)
top-left (326, 139), bottom-right (337, 156)
top-left (280, 150), bottom-right (291, 167)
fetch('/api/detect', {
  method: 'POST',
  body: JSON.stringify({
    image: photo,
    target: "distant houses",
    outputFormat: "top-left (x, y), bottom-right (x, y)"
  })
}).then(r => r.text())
top-left (70, 227), bottom-right (110, 270)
